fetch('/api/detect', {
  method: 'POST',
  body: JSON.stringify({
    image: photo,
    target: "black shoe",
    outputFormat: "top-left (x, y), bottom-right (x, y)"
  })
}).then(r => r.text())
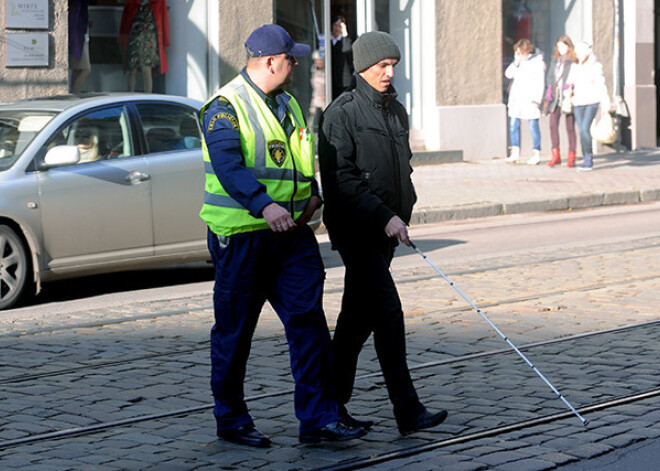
top-left (217, 424), bottom-right (272, 448)
top-left (299, 420), bottom-right (368, 444)
top-left (338, 404), bottom-right (374, 430)
top-left (398, 409), bottom-right (448, 435)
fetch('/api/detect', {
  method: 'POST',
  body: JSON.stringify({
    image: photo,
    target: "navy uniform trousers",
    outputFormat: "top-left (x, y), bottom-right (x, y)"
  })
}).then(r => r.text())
top-left (207, 225), bottom-right (339, 434)
top-left (331, 236), bottom-right (426, 426)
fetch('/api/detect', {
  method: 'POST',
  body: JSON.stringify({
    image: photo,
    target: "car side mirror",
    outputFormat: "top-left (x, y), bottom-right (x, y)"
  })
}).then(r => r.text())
top-left (44, 145), bottom-right (81, 168)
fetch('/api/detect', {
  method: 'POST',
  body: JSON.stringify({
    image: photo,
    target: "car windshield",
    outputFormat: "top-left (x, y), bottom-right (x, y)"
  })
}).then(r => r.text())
top-left (0, 111), bottom-right (55, 171)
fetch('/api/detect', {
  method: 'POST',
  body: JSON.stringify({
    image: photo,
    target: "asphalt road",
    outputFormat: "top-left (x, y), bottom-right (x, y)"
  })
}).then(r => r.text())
top-left (6, 202), bottom-right (660, 318)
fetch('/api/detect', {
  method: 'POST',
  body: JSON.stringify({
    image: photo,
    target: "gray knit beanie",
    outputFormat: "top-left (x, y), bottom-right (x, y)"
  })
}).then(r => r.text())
top-left (352, 31), bottom-right (401, 72)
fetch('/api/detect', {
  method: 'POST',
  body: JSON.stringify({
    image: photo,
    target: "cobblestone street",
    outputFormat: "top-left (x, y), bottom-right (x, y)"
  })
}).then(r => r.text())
top-left (1, 227), bottom-right (659, 470)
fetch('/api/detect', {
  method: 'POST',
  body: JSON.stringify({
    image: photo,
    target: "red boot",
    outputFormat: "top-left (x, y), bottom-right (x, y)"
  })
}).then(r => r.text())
top-left (548, 148), bottom-right (561, 167)
top-left (567, 151), bottom-right (576, 168)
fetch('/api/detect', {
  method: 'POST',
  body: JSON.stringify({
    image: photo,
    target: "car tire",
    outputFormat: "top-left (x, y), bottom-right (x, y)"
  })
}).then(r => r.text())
top-left (0, 225), bottom-right (30, 310)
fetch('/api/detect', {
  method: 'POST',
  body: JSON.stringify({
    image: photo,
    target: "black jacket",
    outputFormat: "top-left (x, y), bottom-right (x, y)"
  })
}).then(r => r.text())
top-left (319, 74), bottom-right (417, 247)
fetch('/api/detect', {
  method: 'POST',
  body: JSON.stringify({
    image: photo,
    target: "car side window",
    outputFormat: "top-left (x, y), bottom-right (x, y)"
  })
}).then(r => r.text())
top-left (136, 104), bottom-right (201, 154)
top-left (43, 106), bottom-right (134, 164)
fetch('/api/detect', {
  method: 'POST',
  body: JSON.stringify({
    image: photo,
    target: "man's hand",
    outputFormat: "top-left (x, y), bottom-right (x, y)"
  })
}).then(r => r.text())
top-left (385, 215), bottom-right (410, 246)
top-left (296, 195), bottom-right (321, 227)
top-left (262, 203), bottom-right (296, 232)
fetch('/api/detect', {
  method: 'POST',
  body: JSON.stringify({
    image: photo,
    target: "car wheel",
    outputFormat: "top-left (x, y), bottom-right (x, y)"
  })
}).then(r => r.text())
top-left (0, 225), bottom-right (30, 310)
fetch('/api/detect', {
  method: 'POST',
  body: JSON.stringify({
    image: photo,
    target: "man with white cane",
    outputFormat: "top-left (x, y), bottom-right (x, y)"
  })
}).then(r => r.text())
top-left (319, 31), bottom-right (448, 435)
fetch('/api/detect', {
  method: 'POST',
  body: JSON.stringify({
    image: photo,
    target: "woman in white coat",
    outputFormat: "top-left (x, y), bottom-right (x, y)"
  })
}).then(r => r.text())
top-left (568, 41), bottom-right (610, 171)
top-left (504, 39), bottom-right (545, 165)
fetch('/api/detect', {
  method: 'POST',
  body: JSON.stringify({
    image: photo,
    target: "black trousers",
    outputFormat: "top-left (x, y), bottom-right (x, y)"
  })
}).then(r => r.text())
top-left (332, 238), bottom-right (425, 424)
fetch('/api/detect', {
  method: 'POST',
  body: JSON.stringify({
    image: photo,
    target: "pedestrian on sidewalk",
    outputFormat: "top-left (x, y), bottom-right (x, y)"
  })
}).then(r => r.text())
top-left (318, 31), bottom-right (448, 436)
top-left (504, 38), bottom-right (545, 165)
top-left (331, 15), bottom-right (354, 100)
top-left (199, 24), bottom-right (367, 448)
top-left (545, 35), bottom-right (578, 167)
top-left (568, 41), bottom-right (611, 171)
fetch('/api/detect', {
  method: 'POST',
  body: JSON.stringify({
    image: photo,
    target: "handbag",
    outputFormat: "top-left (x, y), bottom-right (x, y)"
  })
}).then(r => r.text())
top-left (591, 108), bottom-right (617, 144)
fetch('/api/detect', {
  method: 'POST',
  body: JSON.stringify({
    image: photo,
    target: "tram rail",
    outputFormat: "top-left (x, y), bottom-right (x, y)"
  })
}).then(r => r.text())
top-left (311, 389), bottom-right (660, 471)
top-left (2, 238), bottom-right (659, 340)
top-left (1, 319), bottom-right (657, 452)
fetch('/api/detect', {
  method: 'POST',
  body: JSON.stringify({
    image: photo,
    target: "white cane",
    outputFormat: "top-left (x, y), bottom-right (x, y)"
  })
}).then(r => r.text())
top-left (409, 240), bottom-right (588, 426)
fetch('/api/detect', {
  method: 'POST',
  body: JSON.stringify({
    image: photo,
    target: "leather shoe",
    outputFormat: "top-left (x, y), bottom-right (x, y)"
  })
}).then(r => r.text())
top-left (398, 409), bottom-right (448, 435)
top-left (299, 420), bottom-right (368, 443)
top-left (217, 424), bottom-right (272, 448)
top-left (338, 404), bottom-right (374, 430)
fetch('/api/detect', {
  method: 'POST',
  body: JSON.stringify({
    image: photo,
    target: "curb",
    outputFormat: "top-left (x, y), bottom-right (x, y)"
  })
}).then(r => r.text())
top-left (409, 187), bottom-right (660, 225)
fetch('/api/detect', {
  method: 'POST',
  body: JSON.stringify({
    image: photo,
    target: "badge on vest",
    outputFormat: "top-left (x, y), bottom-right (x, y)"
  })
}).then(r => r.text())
top-left (268, 140), bottom-right (287, 167)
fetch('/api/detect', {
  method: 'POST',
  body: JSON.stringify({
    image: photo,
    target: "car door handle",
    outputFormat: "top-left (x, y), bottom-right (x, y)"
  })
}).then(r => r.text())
top-left (125, 171), bottom-right (150, 184)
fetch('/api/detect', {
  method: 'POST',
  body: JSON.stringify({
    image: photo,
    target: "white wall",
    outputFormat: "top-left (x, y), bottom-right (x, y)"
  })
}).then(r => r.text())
top-left (566, 0), bottom-right (593, 45)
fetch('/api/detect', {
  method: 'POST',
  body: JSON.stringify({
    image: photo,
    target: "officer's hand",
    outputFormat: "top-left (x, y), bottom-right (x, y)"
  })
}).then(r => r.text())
top-left (262, 203), bottom-right (296, 232)
top-left (385, 215), bottom-right (410, 246)
top-left (296, 195), bottom-right (321, 227)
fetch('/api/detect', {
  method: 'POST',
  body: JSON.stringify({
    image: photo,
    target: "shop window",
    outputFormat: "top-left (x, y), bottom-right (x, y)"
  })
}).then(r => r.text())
top-left (79, 1), bottom-right (166, 94)
top-left (88, 0), bottom-right (125, 66)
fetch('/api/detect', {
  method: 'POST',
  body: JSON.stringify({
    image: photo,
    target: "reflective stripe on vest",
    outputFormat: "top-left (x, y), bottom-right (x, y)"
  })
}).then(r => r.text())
top-left (204, 192), bottom-right (310, 213)
top-left (199, 74), bottom-right (316, 236)
top-left (202, 161), bottom-right (310, 183)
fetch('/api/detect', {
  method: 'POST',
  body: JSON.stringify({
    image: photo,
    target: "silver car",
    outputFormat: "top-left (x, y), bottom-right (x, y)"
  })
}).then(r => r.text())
top-left (0, 93), bottom-right (323, 310)
top-left (0, 94), bottom-right (211, 310)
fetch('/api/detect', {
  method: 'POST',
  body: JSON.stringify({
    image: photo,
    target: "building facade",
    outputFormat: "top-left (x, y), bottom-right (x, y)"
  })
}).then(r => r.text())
top-left (0, 0), bottom-right (656, 159)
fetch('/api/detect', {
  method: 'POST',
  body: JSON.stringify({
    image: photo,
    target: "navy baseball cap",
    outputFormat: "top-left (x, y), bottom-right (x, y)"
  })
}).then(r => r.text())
top-left (245, 24), bottom-right (311, 58)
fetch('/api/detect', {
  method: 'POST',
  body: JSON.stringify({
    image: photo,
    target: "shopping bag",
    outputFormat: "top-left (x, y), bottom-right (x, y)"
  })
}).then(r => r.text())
top-left (591, 109), bottom-right (617, 144)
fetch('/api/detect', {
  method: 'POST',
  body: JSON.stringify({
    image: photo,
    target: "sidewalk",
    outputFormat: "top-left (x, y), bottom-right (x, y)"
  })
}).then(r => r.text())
top-left (409, 149), bottom-right (660, 225)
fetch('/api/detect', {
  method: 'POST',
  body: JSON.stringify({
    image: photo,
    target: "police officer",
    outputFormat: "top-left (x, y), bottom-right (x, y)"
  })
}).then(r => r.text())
top-left (199, 24), bottom-right (367, 448)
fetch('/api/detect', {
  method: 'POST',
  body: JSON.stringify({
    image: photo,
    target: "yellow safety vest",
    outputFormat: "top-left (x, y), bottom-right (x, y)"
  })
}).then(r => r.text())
top-left (199, 74), bottom-right (316, 236)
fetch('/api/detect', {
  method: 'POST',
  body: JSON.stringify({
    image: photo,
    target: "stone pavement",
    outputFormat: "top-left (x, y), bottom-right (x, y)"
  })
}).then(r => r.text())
top-left (409, 148), bottom-right (660, 225)
top-left (1, 231), bottom-right (659, 470)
